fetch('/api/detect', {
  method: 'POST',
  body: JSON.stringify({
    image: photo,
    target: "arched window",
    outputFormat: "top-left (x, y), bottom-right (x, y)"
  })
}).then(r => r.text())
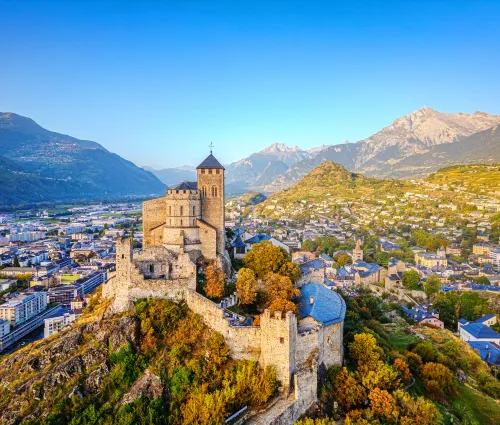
top-left (180, 219), bottom-right (183, 226)
top-left (169, 206), bottom-right (172, 216)
top-left (193, 206), bottom-right (196, 215)
top-left (212, 186), bottom-right (218, 197)
top-left (202, 186), bottom-right (207, 197)
top-left (180, 206), bottom-right (184, 215)
top-left (149, 264), bottom-right (154, 273)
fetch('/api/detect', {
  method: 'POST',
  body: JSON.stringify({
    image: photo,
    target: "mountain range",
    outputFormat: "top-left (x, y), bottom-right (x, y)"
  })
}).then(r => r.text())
top-left (0, 113), bottom-right (166, 207)
top-left (2, 106), bottom-right (500, 206)
top-left (216, 107), bottom-right (500, 193)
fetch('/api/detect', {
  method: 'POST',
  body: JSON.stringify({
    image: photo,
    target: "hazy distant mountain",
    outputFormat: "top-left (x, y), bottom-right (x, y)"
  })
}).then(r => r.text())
top-left (144, 166), bottom-right (197, 187)
top-left (0, 112), bottom-right (166, 206)
top-left (224, 142), bottom-right (330, 193)
top-left (256, 107), bottom-right (500, 191)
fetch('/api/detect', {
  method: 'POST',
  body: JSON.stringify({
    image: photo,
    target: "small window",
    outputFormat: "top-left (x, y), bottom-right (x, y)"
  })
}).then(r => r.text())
top-left (149, 264), bottom-right (154, 273)
top-left (169, 206), bottom-right (172, 216)
top-left (208, 169), bottom-right (212, 174)
top-left (180, 219), bottom-right (183, 226)
top-left (279, 337), bottom-right (284, 344)
top-left (121, 254), bottom-right (124, 259)
top-left (216, 169), bottom-right (220, 174)
top-left (201, 169), bottom-right (205, 174)
top-left (193, 206), bottom-right (196, 215)
top-left (180, 206), bottom-right (184, 215)
top-left (212, 186), bottom-right (218, 197)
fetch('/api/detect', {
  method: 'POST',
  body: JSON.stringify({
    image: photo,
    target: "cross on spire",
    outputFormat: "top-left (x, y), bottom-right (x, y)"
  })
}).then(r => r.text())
top-left (209, 142), bottom-right (214, 154)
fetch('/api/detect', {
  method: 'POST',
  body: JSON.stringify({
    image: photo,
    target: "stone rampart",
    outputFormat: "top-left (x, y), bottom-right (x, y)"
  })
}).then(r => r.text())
top-left (143, 197), bottom-right (166, 248)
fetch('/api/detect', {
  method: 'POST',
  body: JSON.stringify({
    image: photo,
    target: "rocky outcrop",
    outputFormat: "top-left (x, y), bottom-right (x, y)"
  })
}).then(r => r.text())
top-left (121, 369), bottom-right (163, 405)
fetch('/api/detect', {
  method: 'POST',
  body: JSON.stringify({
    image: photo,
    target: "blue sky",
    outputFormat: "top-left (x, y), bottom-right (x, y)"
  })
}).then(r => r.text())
top-left (1, 0), bottom-right (499, 168)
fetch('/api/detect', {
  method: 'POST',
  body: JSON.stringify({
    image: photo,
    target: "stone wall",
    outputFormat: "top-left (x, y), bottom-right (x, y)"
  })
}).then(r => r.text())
top-left (297, 268), bottom-right (325, 287)
top-left (197, 219), bottom-right (217, 260)
top-left (143, 197), bottom-right (166, 248)
top-left (260, 310), bottom-right (297, 391)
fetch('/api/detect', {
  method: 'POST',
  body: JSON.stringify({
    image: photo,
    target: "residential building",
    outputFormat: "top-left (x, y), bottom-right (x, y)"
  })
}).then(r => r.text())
top-left (0, 292), bottom-right (48, 326)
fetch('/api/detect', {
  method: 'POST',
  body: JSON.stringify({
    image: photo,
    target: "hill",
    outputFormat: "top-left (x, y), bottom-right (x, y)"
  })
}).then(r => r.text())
top-left (0, 296), bottom-right (277, 425)
top-left (253, 161), bottom-right (500, 221)
top-left (144, 165), bottom-right (197, 187)
top-left (0, 112), bottom-right (166, 206)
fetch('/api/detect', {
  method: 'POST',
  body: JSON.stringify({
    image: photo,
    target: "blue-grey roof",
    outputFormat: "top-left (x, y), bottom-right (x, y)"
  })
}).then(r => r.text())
top-left (475, 314), bottom-right (496, 323)
top-left (320, 253), bottom-right (333, 262)
top-left (299, 259), bottom-right (324, 274)
top-left (458, 318), bottom-right (469, 324)
top-left (171, 181), bottom-right (197, 190)
top-left (231, 234), bottom-right (246, 248)
top-left (298, 282), bottom-right (346, 326)
top-left (468, 341), bottom-right (500, 366)
top-left (402, 305), bottom-right (439, 323)
top-left (196, 153), bottom-right (225, 170)
top-left (245, 233), bottom-right (271, 244)
top-left (461, 323), bottom-right (500, 339)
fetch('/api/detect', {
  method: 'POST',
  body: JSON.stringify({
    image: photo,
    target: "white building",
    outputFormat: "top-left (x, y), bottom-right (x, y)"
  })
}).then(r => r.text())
top-left (44, 309), bottom-right (78, 338)
top-left (0, 292), bottom-right (48, 326)
top-left (0, 318), bottom-right (10, 337)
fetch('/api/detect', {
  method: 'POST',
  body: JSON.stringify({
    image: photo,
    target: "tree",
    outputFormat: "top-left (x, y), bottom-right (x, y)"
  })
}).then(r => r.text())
top-left (432, 292), bottom-right (459, 329)
top-left (12, 256), bottom-right (20, 267)
top-left (236, 268), bottom-right (258, 305)
top-left (368, 388), bottom-right (398, 422)
top-left (334, 252), bottom-right (352, 268)
top-left (204, 266), bottom-right (225, 299)
top-left (268, 297), bottom-right (298, 316)
top-left (301, 239), bottom-right (317, 253)
top-left (374, 251), bottom-right (390, 268)
top-left (349, 333), bottom-right (383, 372)
top-left (392, 358), bottom-right (411, 382)
top-left (423, 276), bottom-right (441, 301)
top-left (278, 261), bottom-right (302, 283)
top-left (244, 241), bottom-right (289, 279)
top-left (263, 273), bottom-right (300, 303)
top-left (333, 367), bottom-right (367, 410)
top-left (473, 276), bottom-right (490, 285)
top-left (420, 362), bottom-right (455, 401)
top-left (392, 390), bottom-right (442, 425)
top-left (402, 270), bottom-right (420, 290)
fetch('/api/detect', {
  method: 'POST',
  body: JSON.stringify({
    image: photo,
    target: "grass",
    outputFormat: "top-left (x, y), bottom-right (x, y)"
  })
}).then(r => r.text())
top-left (387, 331), bottom-right (420, 352)
top-left (451, 384), bottom-right (500, 425)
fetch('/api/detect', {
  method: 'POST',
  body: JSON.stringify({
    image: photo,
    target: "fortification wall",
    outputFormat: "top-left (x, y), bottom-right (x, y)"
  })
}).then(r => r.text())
top-left (296, 330), bottom-right (318, 367)
top-left (297, 269), bottom-right (325, 287)
top-left (317, 322), bottom-right (343, 367)
top-left (143, 197), bottom-right (166, 248)
top-left (185, 292), bottom-right (261, 358)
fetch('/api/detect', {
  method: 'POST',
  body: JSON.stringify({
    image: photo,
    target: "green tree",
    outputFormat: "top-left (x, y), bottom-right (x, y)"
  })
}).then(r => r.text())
top-left (473, 276), bottom-right (490, 285)
top-left (244, 241), bottom-right (289, 279)
top-left (334, 253), bottom-right (353, 268)
top-left (424, 276), bottom-right (441, 301)
top-left (402, 270), bottom-right (420, 290)
top-left (301, 239), bottom-right (317, 252)
top-left (374, 251), bottom-right (390, 268)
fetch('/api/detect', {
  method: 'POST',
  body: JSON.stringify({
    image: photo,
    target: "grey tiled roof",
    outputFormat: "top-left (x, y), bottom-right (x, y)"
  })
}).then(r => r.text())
top-left (196, 154), bottom-right (225, 170)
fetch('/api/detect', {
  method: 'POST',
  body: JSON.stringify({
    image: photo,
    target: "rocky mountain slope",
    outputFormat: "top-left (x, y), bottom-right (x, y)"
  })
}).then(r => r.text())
top-left (0, 112), bottom-right (166, 206)
top-left (0, 296), bottom-right (277, 425)
top-left (224, 142), bottom-right (331, 194)
top-left (227, 107), bottom-right (500, 193)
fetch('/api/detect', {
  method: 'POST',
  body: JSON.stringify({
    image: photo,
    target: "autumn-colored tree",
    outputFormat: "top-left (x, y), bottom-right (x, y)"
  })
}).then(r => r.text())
top-left (243, 241), bottom-right (290, 278)
top-left (205, 332), bottom-right (231, 367)
top-left (344, 409), bottom-right (380, 425)
top-left (263, 272), bottom-right (300, 303)
top-left (334, 252), bottom-right (352, 268)
top-left (420, 362), bottom-right (456, 401)
top-left (236, 268), bottom-right (258, 305)
top-left (349, 333), bottom-right (383, 372)
top-left (359, 361), bottom-right (400, 391)
top-left (204, 266), bottom-right (225, 299)
top-left (278, 261), bottom-right (302, 283)
top-left (392, 389), bottom-right (442, 425)
top-left (424, 275), bottom-right (441, 301)
top-left (393, 358), bottom-right (411, 382)
top-left (333, 367), bottom-right (367, 410)
top-left (368, 388), bottom-right (398, 422)
top-left (268, 297), bottom-right (298, 316)
top-left (295, 418), bottom-right (335, 425)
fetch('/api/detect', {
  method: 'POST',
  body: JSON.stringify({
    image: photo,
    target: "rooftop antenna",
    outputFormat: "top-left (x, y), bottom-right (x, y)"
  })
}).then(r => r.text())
top-left (209, 142), bottom-right (214, 154)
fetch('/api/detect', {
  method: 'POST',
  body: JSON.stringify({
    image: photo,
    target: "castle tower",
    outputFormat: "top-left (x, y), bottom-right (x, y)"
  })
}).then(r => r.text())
top-left (197, 152), bottom-right (225, 255)
top-left (353, 239), bottom-right (363, 262)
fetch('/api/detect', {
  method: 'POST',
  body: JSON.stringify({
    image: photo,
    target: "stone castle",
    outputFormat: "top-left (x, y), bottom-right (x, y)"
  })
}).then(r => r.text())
top-left (102, 152), bottom-right (345, 424)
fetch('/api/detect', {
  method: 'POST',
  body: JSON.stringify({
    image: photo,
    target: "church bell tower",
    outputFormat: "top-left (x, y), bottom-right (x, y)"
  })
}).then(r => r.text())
top-left (196, 147), bottom-right (225, 255)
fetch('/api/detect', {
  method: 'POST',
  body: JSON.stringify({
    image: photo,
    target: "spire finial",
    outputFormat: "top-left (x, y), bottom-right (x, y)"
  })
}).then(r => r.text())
top-left (209, 142), bottom-right (214, 154)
